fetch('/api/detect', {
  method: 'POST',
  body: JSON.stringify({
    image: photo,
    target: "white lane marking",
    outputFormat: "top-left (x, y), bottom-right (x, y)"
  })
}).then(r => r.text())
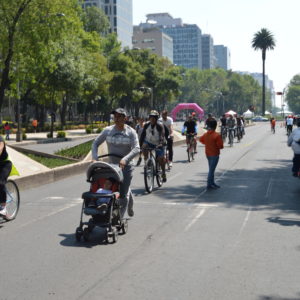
top-left (135, 201), bottom-right (218, 208)
top-left (184, 208), bottom-right (206, 231)
top-left (265, 179), bottom-right (273, 198)
top-left (19, 198), bottom-right (82, 229)
top-left (233, 207), bottom-right (252, 248)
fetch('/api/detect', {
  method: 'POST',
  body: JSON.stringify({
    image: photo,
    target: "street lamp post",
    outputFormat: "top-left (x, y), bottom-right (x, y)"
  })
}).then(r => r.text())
top-left (16, 80), bottom-right (22, 142)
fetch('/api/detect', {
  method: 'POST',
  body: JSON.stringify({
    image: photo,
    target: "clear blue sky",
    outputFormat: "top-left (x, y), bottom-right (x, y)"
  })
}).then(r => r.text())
top-left (133, 0), bottom-right (300, 106)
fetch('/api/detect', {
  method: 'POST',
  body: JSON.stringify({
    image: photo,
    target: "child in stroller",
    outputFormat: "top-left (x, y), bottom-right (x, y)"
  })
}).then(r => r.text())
top-left (75, 160), bottom-right (128, 243)
top-left (87, 177), bottom-right (116, 211)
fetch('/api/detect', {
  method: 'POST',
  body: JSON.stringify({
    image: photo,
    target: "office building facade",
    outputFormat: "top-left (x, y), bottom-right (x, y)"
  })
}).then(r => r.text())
top-left (82, 0), bottom-right (133, 48)
top-left (133, 27), bottom-right (173, 63)
top-left (214, 45), bottom-right (231, 70)
top-left (139, 13), bottom-right (202, 69)
top-left (201, 34), bottom-right (215, 69)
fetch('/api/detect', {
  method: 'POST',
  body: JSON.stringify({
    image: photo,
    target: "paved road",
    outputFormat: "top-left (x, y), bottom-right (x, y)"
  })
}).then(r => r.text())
top-left (1, 123), bottom-right (300, 300)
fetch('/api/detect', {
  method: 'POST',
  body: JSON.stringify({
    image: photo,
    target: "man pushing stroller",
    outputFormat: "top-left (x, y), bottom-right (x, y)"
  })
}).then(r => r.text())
top-left (92, 108), bottom-right (140, 217)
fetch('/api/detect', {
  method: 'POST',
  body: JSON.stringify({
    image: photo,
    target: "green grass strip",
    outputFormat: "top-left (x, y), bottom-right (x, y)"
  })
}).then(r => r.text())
top-left (55, 140), bottom-right (93, 160)
top-left (25, 153), bottom-right (74, 169)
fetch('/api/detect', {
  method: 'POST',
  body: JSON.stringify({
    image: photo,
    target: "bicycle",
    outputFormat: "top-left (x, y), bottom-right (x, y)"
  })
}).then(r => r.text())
top-left (186, 133), bottom-right (197, 162)
top-left (287, 125), bottom-right (293, 136)
top-left (165, 146), bottom-right (171, 170)
top-left (0, 179), bottom-right (20, 221)
top-left (143, 147), bottom-right (164, 193)
top-left (236, 126), bottom-right (243, 142)
top-left (228, 128), bottom-right (235, 147)
top-left (220, 126), bottom-right (227, 142)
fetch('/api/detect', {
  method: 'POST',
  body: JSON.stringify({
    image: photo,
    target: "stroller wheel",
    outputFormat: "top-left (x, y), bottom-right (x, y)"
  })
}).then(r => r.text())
top-left (83, 227), bottom-right (90, 242)
top-left (75, 227), bottom-right (83, 242)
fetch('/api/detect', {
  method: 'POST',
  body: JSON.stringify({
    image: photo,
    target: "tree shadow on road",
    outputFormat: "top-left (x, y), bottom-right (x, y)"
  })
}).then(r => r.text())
top-left (144, 158), bottom-right (300, 219)
top-left (258, 294), bottom-right (300, 300)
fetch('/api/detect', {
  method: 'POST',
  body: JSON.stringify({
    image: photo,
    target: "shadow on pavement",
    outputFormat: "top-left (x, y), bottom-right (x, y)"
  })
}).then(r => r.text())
top-left (258, 294), bottom-right (300, 300)
top-left (148, 158), bottom-right (300, 217)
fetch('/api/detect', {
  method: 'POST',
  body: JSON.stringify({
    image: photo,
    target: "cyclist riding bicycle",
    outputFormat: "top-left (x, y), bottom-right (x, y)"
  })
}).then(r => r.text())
top-left (226, 114), bottom-right (236, 144)
top-left (159, 110), bottom-right (174, 168)
top-left (92, 108), bottom-right (140, 218)
top-left (140, 110), bottom-right (167, 182)
top-left (286, 115), bottom-right (294, 135)
top-left (220, 114), bottom-right (227, 136)
top-left (0, 136), bottom-right (19, 217)
top-left (236, 115), bottom-right (244, 139)
top-left (182, 114), bottom-right (198, 153)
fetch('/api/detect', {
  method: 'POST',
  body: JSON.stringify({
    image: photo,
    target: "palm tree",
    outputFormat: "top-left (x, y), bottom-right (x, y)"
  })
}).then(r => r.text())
top-left (252, 28), bottom-right (276, 116)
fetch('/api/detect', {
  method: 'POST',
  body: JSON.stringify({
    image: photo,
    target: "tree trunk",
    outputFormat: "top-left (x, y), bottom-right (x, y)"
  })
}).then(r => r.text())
top-left (262, 58), bottom-right (266, 116)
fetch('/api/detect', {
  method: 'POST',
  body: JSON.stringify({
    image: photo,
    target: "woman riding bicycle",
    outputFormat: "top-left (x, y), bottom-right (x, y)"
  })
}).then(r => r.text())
top-left (140, 110), bottom-right (167, 182)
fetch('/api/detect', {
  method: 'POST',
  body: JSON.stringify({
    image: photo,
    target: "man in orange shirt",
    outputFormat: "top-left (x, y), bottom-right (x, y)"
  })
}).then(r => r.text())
top-left (200, 119), bottom-right (224, 190)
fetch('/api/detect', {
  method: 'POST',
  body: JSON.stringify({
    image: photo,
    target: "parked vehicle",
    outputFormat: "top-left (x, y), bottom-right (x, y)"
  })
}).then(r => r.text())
top-left (252, 116), bottom-right (268, 122)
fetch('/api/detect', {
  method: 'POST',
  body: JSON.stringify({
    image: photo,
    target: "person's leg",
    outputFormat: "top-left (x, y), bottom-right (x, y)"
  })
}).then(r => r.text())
top-left (292, 154), bottom-right (300, 175)
top-left (207, 156), bottom-right (219, 188)
top-left (167, 137), bottom-right (173, 162)
top-left (0, 161), bottom-right (12, 209)
top-left (119, 165), bottom-right (133, 218)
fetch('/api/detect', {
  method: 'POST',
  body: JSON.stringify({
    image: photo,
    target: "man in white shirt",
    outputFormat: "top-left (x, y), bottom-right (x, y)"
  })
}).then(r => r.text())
top-left (159, 110), bottom-right (174, 167)
top-left (286, 115), bottom-right (294, 135)
top-left (287, 118), bottom-right (300, 177)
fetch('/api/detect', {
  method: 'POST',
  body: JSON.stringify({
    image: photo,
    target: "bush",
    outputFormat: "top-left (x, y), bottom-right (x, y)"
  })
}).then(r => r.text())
top-left (47, 132), bottom-right (53, 138)
top-left (85, 127), bottom-right (92, 134)
top-left (56, 131), bottom-right (66, 138)
top-left (96, 127), bottom-right (102, 133)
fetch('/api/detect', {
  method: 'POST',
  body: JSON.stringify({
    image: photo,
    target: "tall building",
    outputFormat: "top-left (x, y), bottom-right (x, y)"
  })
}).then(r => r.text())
top-left (82, 0), bottom-right (133, 48)
top-left (132, 26), bottom-right (173, 63)
top-left (201, 34), bottom-right (215, 69)
top-left (214, 45), bottom-right (231, 70)
top-left (139, 13), bottom-right (202, 69)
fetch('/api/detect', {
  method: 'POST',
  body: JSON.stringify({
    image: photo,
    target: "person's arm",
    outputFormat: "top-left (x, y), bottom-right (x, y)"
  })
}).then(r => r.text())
top-left (122, 129), bottom-right (140, 164)
top-left (92, 128), bottom-right (109, 160)
top-left (287, 132), bottom-right (294, 147)
top-left (0, 141), bottom-right (4, 156)
top-left (199, 133), bottom-right (206, 145)
top-left (216, 134), bottom-right (224, 149)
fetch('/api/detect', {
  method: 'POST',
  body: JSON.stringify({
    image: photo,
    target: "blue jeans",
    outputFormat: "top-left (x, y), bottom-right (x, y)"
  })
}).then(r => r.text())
top-left (207, 156), bottom-right (219, 187)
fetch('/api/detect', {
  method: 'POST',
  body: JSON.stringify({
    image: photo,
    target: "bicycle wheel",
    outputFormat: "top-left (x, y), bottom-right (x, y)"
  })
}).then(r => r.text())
top-left (4, 180), bottom-right (20, 221)
top-left (229, 132), bottom-right (233, 147)
top-left (156, 161), bottom-right (163, 187)
top-left (165, 149), bottom-right (170, 170)
top-left (187, 146), bottom-right (191, 162)
top-left (144, 158), bottom-right (154, 193)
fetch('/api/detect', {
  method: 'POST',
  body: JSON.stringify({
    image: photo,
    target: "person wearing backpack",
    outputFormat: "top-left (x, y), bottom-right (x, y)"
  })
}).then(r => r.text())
top-left (287, 118), bottom-right (300, 177)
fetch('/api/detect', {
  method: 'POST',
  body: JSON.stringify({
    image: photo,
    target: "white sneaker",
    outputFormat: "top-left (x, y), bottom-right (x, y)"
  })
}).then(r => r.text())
top-left (169, 162), bottom-right (173, 168)
top-left (0, 206), bottom-right (7, 217)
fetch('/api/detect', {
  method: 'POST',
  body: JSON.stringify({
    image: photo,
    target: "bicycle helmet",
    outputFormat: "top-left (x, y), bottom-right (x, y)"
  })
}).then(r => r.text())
top-left (149, 110), bottom-right (159, 118)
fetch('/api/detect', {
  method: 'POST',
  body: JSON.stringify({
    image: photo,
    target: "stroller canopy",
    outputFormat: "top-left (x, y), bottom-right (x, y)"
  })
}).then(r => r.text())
top-left (86, 161), bottom-right (123, 183)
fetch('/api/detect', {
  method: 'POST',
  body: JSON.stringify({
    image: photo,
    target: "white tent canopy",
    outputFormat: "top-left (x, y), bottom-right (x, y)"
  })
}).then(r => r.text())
top-left (265, 110), bottom-right (271, 115)
top-left (243, 109), bottom-right (254, 118)
top-left (225, 110), bottom-right (237, 117)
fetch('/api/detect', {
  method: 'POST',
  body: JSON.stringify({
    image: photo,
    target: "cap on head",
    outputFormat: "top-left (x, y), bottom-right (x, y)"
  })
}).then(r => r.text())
top-left (149, 110), bottom-right (159, 118)
top-left (111, 108), bottom-right (127, 117)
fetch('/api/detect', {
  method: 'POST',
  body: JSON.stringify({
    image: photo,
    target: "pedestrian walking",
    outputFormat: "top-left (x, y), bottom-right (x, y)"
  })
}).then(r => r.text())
top-left (32, 119), bottom-right (38, 133)
top-left (3, 122), bottom-right (10, 140)
top-left (199, 119), bottom-right (224, 189)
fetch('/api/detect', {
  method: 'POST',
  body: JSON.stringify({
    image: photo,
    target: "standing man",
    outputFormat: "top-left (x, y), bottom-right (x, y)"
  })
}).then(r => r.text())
top-left (287, 118), bottom-right (300, 177)
top-left (92, 108), bottom-right (140, 217)
top-left (200, 119), bottom-right (224, 190)
top-left (159, 110), bottom-right (174, 168)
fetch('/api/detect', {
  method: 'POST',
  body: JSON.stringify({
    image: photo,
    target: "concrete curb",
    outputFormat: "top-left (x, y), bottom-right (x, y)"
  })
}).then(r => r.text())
top-left (13, 161), bottom-right (91, 190)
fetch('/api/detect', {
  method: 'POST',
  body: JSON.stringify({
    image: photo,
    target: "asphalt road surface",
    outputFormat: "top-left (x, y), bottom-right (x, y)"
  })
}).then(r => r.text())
top-left (1, 123), bottom-right (300, 300)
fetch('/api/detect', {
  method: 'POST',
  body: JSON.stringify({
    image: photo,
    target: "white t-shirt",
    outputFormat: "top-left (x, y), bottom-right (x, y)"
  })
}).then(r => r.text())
top-left (286, 118), bottom-right (294, 126)
top-left (159, 116), bottom-right (173, 135)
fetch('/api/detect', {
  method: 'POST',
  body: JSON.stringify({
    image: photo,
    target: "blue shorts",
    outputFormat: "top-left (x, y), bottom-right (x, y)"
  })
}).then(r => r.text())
top-left (144, 141), bottom-right (165, 157)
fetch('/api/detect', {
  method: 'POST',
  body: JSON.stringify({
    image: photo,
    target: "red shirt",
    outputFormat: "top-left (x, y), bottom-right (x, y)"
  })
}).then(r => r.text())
top-left (200, 130), bottom-right (224, 156)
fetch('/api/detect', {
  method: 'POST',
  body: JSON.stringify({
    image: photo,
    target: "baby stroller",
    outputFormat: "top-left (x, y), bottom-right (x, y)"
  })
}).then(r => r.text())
top-left (75, 154), bottom-right (128, 243)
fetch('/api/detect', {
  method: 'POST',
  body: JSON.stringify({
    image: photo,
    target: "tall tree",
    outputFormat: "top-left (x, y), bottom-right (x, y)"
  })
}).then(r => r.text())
top-left (252, 28), bottom-right (276, 116)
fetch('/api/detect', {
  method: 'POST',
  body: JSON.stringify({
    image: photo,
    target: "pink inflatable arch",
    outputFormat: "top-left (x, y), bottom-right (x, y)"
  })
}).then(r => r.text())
top-left (171, 103), bottom-right (204, 121)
